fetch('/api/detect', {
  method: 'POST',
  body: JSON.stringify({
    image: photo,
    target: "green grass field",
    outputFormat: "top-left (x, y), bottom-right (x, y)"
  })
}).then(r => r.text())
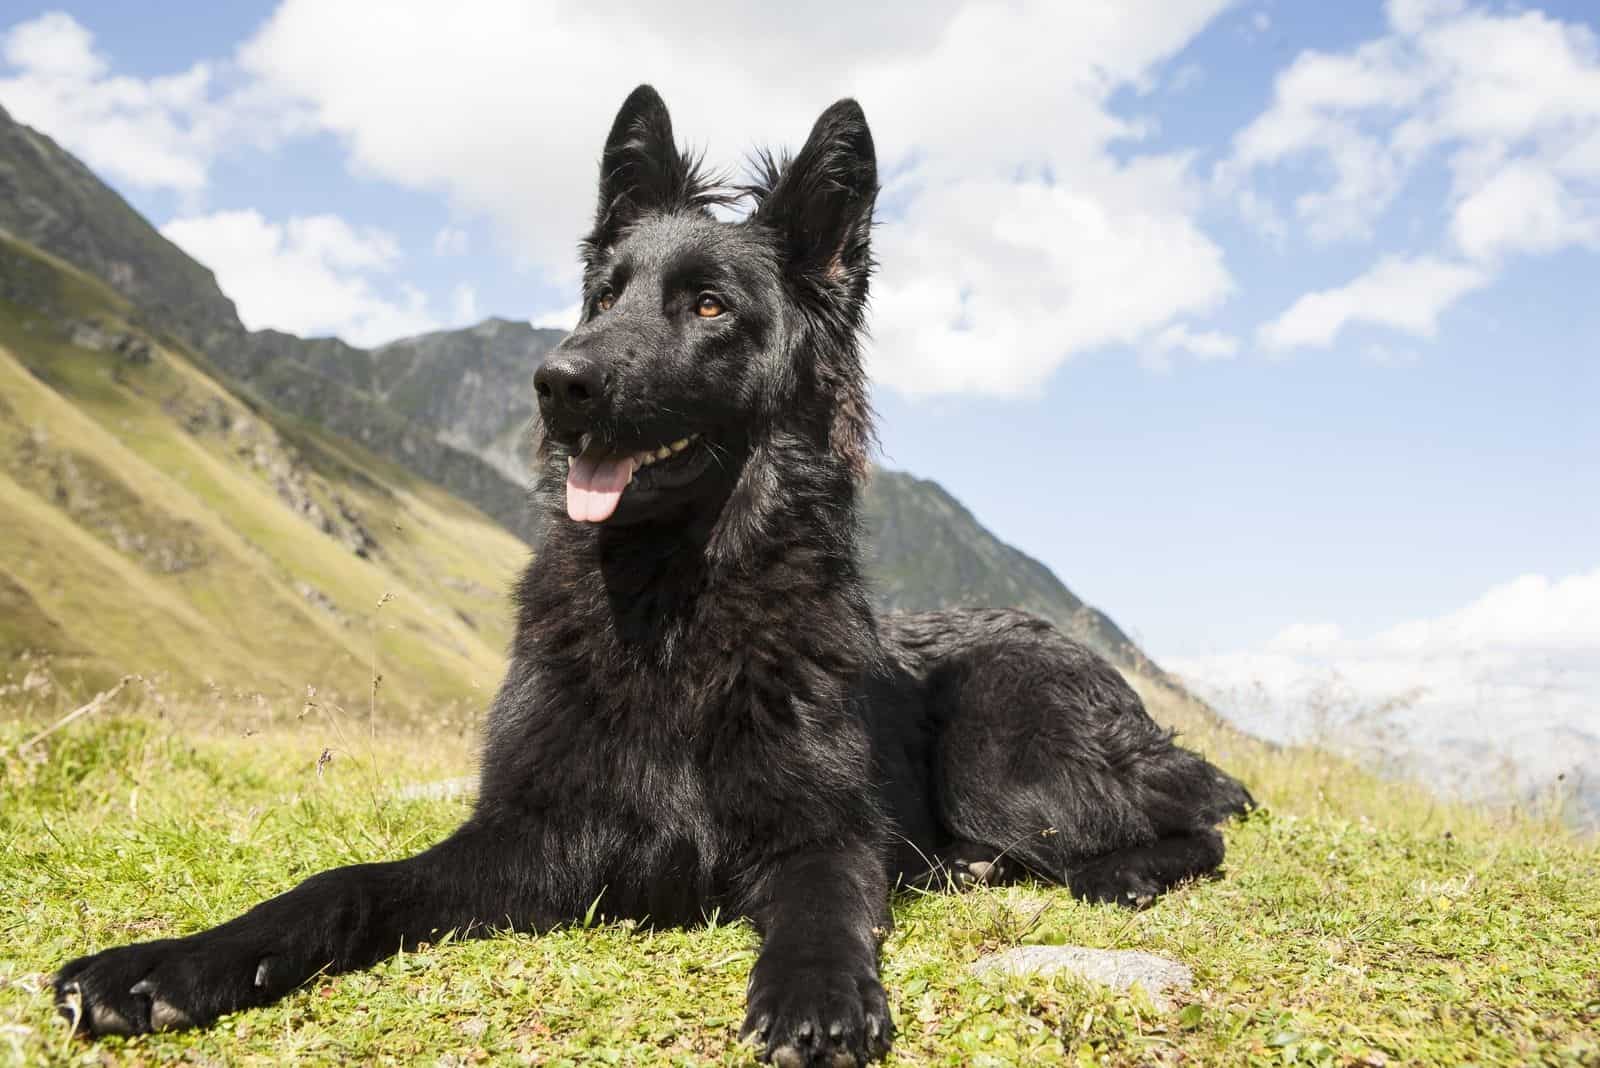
top-left (2, 685), bottom-right (1596, 1067)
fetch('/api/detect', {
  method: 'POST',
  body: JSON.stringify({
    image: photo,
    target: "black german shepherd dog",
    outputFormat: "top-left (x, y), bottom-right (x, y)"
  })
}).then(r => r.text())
top-left (55, 87), bottom-right (1252, 1065)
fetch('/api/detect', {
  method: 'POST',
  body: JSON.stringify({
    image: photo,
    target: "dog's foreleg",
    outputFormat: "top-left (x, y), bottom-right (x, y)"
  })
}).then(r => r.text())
top-left (739, 845), bottom-right (895, 1066)
top-left (54, 817), bottom-right (551, 1036)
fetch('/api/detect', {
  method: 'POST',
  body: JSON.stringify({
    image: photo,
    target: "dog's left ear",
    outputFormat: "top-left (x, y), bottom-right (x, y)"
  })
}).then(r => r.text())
top-left (755, 99), bottom-right (878, 303)
top-left (756, 100), bottom-right (879, 479)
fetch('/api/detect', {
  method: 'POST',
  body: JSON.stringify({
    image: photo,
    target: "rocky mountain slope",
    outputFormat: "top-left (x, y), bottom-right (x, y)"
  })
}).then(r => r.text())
top-left (0, 231), bottom-right (524, 710)
top-left (0, 101), bottom-right (1169, 684)
top-left (862, 470), bottom-right (1162, 674)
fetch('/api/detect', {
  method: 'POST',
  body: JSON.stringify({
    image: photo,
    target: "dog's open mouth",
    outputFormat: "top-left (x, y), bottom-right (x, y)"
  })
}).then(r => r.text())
top-left (566, 433), bottom-right (706, 523)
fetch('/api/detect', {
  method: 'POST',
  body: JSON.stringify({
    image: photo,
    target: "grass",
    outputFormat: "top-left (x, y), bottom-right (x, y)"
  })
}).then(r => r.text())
top-left (2, 685), bottom-right (1596, 1067)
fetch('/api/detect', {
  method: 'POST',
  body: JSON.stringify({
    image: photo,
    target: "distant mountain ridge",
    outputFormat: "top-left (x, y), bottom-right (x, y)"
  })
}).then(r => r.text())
top-left (0, 101), bottom-right (1170, 682)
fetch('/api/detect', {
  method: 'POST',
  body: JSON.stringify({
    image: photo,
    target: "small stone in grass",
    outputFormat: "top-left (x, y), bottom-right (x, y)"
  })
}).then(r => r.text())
top-left (968, 945), bottom-right (1194, 1011)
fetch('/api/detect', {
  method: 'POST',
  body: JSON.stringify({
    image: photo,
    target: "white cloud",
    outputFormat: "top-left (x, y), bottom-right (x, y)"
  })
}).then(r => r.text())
top-left (433, 226), bottom-right (469, 257)
top-left (1168, 567), bottom-right (1600, 806)
top-left (160, 210), bottom-right (439, 346)
top-left (236, 0), bottom-right (1237, 396)
top-left (0, 12), bottom-right (302, 195)
top-left (4, 10), bottom-right (100, 79)
top-left (1226, 0), bottom-right (1600, 353)
top-left (1152, 323), bottom-right (1238, 360)
top-left (1140, 322), bottom-right (1238, 372)
top-left (1220, 34), bottom-right (1423, 243)
top-left (1451, 159), bottom-right (1600, 262)
top-left (531, 302), bottom-right (582, 332)
top-left (871, 176), bottom-right (1232, 395)
top-left (1257, 254), bottom-right (1488, 351)
top-left (1224, 1), bottom-right (1600, 242)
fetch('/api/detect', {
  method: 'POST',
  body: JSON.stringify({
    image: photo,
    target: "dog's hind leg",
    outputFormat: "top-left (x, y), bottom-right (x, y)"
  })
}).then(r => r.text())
top-left (906, 610), bottom-right (1250, 908)
top-left (1065, 827), bottom-right (1226, 907)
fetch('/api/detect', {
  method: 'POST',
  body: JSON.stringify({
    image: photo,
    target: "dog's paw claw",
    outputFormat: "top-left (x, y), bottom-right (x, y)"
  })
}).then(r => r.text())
top-left (770, 1046), bottom-right (806, 1068)
top-left (740, 1011), bottom-right (772, 1043)
top-left (130, 979), bottom-right (193, 1032)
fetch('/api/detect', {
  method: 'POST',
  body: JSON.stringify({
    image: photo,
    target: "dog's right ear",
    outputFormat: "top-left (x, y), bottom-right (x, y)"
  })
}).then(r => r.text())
top-left (583, 85), bottom-right (693, 267)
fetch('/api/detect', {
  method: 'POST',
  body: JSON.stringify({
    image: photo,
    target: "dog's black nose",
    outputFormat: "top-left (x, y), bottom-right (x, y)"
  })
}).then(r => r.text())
top-left (535, 354), bottom-right (607, 428)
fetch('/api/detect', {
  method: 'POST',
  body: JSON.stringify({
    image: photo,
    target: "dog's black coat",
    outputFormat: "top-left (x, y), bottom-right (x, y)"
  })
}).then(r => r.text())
top-left (54, 87), bottom-right (1252, 1065)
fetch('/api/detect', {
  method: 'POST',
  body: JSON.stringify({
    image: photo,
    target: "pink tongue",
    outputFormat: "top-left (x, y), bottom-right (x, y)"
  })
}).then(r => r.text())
top-left (566, 449), bottom-right (637, 523)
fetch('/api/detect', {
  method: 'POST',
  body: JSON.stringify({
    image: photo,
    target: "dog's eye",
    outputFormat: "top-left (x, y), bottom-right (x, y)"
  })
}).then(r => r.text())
top-left (695, 293), bottom-right (725, 319)
top-left (596, 291), bottom-right (615, 314)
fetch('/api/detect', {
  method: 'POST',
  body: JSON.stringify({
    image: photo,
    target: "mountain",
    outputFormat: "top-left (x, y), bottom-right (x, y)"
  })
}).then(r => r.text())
top-left (862, 470), bottom-right (1162, 675)
top-left (0, 105), bottom-right (239, 349)
top-left (367, 319), bottom-right (562, 484)
top-left (0, 230), bottom-right (524, 711)
top-left (0, 104), bottom-right (537, 541)
top-left (0, 101), bottom-right (1169, 689)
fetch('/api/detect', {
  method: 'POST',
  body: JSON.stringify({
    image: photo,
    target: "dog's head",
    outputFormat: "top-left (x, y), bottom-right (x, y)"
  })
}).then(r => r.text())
top-left (534, 85), bottom-right (877, 528)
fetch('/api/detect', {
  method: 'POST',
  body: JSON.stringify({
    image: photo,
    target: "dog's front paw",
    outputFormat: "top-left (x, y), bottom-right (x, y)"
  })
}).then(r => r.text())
top-left (741, 959), bottom-right (893, 1066)
top-left (55, 935), bottom-right (269, 1037)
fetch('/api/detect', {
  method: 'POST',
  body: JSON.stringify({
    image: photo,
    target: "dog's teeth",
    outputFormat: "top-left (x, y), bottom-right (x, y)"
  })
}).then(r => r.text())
top-left (637, 452), bottom-right (653, 467)
top-left (670, 438), bottom-right (689, 453)
top-left (655, 445), bottom-right (672, 460)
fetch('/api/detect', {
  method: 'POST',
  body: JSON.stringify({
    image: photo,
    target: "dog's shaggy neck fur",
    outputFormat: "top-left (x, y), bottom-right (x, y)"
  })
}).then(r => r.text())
top-left (517, 398), bottom-right (880, 728)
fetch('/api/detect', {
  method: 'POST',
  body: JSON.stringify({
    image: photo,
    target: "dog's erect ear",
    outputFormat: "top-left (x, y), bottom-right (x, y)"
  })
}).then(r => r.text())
top-left (754, 99), bottom-right (878, 300)
top-left (583, 85), bottom-right (694, 265)
top-left (755, 101), bottom-right (879, 481)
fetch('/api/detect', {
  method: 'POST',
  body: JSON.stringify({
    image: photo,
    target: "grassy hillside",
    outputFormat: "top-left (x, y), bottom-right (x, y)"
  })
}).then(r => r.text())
top-left (0, 232), bottom-right (526, 714)
top-left (1, 687), bottom-right (1594, 1066)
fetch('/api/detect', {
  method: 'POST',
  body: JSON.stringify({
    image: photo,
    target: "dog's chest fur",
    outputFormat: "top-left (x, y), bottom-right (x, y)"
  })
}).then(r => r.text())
top-left (474, 517), bottom-right (883, 923)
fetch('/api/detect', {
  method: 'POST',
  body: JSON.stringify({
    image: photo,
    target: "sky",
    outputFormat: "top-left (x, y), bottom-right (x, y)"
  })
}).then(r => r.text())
top-left (2, 1), bottom-right (1596, 756)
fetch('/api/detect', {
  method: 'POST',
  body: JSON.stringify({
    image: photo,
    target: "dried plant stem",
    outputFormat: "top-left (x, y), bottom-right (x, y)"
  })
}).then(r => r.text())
top-left (7, 675), bottom-right (139, 756)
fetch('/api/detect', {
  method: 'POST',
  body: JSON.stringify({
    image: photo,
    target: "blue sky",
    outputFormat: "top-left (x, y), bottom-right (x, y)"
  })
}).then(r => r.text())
top-left (2, 1), bottom-right (1596, 746)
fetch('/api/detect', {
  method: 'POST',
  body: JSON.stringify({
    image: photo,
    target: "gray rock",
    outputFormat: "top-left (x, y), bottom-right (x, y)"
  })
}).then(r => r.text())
top-left (969, 945), bottom-right (1193, 1011)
